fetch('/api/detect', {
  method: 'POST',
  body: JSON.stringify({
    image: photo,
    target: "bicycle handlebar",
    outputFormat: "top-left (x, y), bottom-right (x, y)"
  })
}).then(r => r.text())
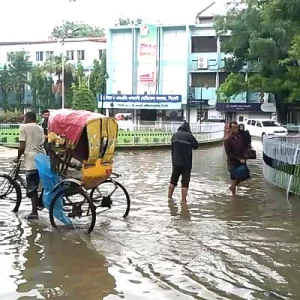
top-left (111, 172), bottom-right (122, 178)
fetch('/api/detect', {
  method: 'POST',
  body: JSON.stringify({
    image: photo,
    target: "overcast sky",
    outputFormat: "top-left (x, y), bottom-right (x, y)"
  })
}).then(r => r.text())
top-left (0, 0), bottom-right (226, 41)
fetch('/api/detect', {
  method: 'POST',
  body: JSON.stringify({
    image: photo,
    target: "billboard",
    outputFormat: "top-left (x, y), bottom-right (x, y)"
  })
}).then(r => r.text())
top-left (138, 24), bottom-right (157, 83)
top-left (98, 94), bottom-right (182, 110)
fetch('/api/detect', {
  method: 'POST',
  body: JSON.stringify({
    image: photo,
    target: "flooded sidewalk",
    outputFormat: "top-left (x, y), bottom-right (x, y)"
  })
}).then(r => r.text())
top-left (0, 141), bottom-right (299, 299)
top-left (0, 146), bottom-right (16, 158)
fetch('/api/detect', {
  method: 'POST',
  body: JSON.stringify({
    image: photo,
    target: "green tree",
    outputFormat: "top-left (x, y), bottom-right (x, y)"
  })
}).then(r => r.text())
top-left (89, 59), bottom-right (101, 98)
top-left (0, 65), bottom-right (10, 111)
top-left (6, 51), bottom-right (33, 112)
top-left (71, 82), bottom-right (95, 111)
top-left (115, 17), bottom-right (143, 26)
top-left (214, 0), bottom-right (295, 121)
top-left (51, 21), bottom-right (105, 39)
top-left (89, 51), bottom-right (108, 97)
top-left (43, 55), bottom-right (75, 108)
top-left (30, 66), bottom-right (55, 111)
top-left (75, 61), bottom-right (85, 85)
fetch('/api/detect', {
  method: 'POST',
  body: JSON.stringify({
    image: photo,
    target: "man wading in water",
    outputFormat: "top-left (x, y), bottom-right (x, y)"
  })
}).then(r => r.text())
top-left (224, 121), bottom-right (250, 195)
top-left (168, 121), bottom-right (199, 202)
top-left (15, 112), bottom-right (45, 219)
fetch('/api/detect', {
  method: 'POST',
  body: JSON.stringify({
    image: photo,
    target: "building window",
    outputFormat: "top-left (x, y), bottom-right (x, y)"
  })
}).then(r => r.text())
top-left (46, 51), bottom-right (54, 60)
top-left (191, 36), bottom-right (217, 53)
top-left (66, 50), bottom-right (74, 60)
top-left (77, 50), bottom-right (85, 60)
top-left (219, 72), bottom-right (229, 86)
top-left (191, 73), bottom-right (216, 87)
top-left (36, 51), bottom-right (44, 61)
top-left (99, 50), bottom-right (103, 60)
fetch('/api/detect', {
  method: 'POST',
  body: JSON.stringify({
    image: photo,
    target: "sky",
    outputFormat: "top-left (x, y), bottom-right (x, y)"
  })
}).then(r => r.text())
top-left (0, 0), bottom-right (226, 41)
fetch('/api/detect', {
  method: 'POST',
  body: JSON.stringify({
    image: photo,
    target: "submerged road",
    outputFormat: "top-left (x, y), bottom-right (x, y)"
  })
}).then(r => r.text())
top-left (0, 141), bottom-right (299, 299)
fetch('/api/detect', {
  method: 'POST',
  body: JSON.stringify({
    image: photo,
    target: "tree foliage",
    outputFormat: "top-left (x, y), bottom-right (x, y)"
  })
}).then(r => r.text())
top-left (214, 0), bottom-right (300, 120)
top-left (30, 66), bottom-right (54, 111)
top-left (71, 82), bottom-right (95, 111)
top-left (90, 51), bottom-right (107, 98)
top-left (115, 17), bottom-right (143, 26)
top-left (43, 55), bottom-right (75, 108)
top-left (0, 65), bottom-right (10, 111)
top-left (51, 21), bottom-right (105, 39)
top-left (0, 51), bottom-right (33, 112)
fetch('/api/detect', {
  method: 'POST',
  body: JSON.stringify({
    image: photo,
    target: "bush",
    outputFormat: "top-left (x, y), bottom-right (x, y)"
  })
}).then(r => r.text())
top-left (0, 112), bottom-right (23, 123)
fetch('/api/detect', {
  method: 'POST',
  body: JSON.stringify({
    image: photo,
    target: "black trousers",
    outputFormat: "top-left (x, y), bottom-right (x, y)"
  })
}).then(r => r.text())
top-left (170, 165), bottom-right (191, 188)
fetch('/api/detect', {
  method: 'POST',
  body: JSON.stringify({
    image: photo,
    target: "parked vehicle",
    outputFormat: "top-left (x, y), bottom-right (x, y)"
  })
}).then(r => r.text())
top-left (115, 113), bottom-right (134, 131)
top-left (245, 119), bottom-right (288, 139)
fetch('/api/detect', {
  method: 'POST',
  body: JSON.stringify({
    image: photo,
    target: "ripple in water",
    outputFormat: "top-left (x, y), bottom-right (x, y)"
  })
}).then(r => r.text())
top-left (0, 141), bottom-right (299, 299)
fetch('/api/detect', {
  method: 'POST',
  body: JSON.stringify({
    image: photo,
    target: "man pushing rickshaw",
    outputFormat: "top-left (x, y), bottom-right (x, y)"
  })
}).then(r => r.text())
top-left (12, 109), bottom-right (130, 233)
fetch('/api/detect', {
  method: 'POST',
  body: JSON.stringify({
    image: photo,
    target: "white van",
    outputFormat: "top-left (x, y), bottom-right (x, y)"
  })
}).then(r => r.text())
top-left (245, 119), bottom-right (288, 139)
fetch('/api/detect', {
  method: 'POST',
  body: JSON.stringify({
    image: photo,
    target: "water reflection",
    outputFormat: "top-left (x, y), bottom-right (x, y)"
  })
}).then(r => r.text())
top-left (1, 219), bottom-right (116, 299)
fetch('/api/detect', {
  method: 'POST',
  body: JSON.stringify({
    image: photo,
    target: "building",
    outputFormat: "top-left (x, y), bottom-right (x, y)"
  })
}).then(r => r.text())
top-left (0, 37), bottom-right (106, 70)
top-left (103, 3), bottom-right (276, 123)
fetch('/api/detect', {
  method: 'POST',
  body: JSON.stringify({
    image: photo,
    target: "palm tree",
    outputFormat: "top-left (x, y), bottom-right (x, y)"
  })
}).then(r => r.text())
top-left (43, 55), bottom-right (74, 81)
top-left (43, 55), bottom-right (75, 108)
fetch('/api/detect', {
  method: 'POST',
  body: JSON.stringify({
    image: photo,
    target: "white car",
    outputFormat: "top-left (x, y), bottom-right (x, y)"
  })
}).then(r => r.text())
top-left (245, 119), bottom-right (288, 139)
top-left (117, 120), bottom-right (134, 131)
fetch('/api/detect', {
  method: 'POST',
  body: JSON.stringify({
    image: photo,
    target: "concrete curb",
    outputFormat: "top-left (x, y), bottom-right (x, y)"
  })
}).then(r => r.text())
top-left (1, 139), bottom-right (223, 152)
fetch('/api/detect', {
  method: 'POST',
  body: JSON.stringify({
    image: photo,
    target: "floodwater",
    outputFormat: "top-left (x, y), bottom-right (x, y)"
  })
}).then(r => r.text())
top-left (1, 140), bottom-right (300, 300)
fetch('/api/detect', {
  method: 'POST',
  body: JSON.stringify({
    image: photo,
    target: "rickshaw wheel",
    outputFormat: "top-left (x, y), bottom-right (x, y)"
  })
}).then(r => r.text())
top-left (90, 179), bottom-right (130, 218)
top-left (49, 184), bottom-right (96, 234)
top-left (0, 174), bottom-right (22, 213)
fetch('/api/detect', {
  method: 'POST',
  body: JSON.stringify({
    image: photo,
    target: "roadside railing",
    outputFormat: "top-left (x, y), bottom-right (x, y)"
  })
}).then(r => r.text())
top-left (263, 136), bottom-right (300, 196)
top-left (118, 122), bottom-right (225, 134)
top-left (0, 122), bottom-right (225, 147)
top-left (283, 124), bottom-right (300, 133)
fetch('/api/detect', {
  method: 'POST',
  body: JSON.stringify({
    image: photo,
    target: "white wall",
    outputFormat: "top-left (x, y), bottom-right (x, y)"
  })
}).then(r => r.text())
top-left (0, 40), bottom-right (106, 68)
top-left (161, 29), bottom-right (187, 102)
top-left (190, 108), bottom-right (198, 123)
top-left (111, 32), bottom-right (133, 94)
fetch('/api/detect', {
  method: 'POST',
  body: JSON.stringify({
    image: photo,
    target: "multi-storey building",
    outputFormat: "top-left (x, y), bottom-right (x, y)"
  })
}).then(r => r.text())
top-left (104, 4), bottom-right (276, 122)
top-left (0, 37), bottom-right (106, 70)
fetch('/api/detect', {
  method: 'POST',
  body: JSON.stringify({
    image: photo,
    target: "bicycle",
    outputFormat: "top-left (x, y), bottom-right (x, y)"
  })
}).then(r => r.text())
top-left (0, 159), bottom-right (44, 213)
top-left (0, 160), bottom-right (23, 212)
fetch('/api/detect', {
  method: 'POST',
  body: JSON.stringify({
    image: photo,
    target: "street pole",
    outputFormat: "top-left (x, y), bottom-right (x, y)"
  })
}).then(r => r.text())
top-left (101, 94), bottom-right (104, 114)
top-left (102, 73), bottom-right (109, 115)
top-left (60, 28), bottom-right (80, 109)
top-left (200, 84), bottom-right (203, 125)
top-left (61, 39), bottom-right (65, 109)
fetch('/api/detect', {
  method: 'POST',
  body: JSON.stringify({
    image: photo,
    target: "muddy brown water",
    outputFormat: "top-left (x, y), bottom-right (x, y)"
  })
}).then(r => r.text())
top-left (0, 140), bottom-right (300, 299)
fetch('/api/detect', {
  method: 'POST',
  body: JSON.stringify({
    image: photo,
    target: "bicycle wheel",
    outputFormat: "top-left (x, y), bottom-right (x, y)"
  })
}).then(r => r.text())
top-left (49, 184), bottom-right (96, 234)
top-left (90, 179), bottom-right (130, 218)
top-left (0, 174), bottom-right (22, 213)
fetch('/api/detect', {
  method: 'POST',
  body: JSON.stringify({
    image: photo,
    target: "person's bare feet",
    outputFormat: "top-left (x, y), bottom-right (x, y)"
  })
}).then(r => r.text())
top-left (229, 185), bottom-right (236, 196)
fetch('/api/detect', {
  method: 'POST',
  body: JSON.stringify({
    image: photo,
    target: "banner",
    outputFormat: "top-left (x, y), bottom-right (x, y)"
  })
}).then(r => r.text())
top-left (139, 24), bottom-right (157, 83)
top-left (98, 94), bottom-right (182, 110)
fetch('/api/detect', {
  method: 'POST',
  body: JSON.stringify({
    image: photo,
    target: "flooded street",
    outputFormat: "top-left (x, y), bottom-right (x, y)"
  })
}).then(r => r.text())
top-left (1, 140), bottom-right (300, 299)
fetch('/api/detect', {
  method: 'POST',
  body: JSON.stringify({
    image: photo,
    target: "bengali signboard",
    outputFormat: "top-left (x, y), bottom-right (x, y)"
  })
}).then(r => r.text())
top-left (216, 103), bottom-right (262, 112)
top-left (98, 94), bottom-right (182, 110)
top-left (139, 24), bottom-right (157, 83)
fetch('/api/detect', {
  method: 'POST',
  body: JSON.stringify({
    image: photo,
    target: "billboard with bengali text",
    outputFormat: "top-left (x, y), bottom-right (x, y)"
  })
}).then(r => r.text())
top-left (98, 94), bottom-right (182, 110)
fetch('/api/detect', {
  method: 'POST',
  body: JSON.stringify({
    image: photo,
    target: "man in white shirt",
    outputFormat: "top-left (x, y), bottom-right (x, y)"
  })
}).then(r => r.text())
top-left (15, 111), bottom-right (46, 219)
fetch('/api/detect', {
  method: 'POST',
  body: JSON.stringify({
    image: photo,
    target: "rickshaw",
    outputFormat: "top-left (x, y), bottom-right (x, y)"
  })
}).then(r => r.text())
top-left (35, 109), bottom-right (130, 234)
